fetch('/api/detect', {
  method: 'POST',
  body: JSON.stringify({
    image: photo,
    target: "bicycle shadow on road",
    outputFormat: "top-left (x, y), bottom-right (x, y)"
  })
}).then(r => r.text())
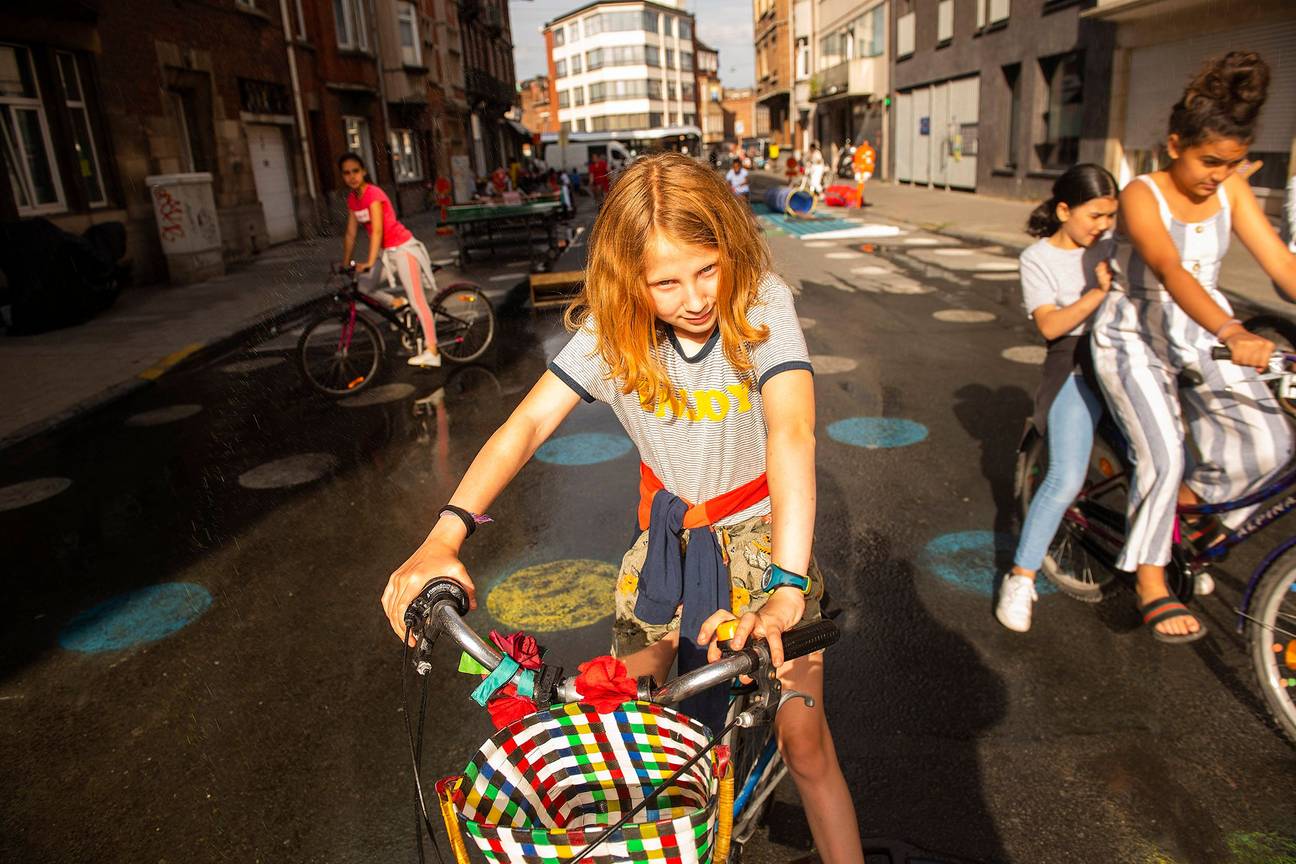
top-left (813, 469), bottom-right (1009, 863)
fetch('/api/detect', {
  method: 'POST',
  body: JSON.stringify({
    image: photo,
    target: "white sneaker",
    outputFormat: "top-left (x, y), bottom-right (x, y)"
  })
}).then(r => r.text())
top-left (1195, 571), bottom-right (1215, 596)
top-left (407, 350), bottom-right (442, 368)
top-left (995, 574), bottom-right (1038, 633)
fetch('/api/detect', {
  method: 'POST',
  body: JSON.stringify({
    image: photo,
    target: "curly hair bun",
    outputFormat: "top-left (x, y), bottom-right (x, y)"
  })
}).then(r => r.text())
top-left (1183, 51), bottom-right (1270, 128)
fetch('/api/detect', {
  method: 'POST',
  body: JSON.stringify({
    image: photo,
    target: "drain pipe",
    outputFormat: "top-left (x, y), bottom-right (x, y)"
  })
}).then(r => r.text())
top-left (279, 0), bottom-right (318, 203)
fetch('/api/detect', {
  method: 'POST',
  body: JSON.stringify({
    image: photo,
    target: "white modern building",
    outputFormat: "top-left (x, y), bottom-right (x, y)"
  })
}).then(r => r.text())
top-left (544, 0), bottom-right (699, 135)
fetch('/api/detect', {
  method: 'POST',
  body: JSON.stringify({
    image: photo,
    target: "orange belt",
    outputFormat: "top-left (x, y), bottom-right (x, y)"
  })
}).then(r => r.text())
top-left (637, 462), bottom-right (769, 532)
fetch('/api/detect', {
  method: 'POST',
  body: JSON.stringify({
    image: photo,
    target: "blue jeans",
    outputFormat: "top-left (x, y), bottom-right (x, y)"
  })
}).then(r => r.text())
top-left (1015, 374), bottom-right (1105, 571)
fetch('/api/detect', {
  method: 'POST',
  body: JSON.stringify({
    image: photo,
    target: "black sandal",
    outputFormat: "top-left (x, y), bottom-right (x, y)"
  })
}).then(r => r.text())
top-left (1137, 595), bottom-right (1208, 644)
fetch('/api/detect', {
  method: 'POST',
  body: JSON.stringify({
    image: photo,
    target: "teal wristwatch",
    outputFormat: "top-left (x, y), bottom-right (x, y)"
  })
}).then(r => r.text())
top-left (761, 563), bottom-right (811, 595)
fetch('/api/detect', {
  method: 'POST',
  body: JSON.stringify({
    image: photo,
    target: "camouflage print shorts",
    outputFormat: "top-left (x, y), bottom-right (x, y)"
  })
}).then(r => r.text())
top-left (612, 512), bottom-right (826, 658)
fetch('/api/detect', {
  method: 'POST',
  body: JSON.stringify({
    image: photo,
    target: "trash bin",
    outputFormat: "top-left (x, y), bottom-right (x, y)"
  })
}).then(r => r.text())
top-left (145, 173), bottom-right (224, 284)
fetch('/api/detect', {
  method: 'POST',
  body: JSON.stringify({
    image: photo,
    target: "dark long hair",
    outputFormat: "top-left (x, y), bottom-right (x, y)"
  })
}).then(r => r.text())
top-left (1026, 163), bottom-right (1119, 238)
top-left (1169, 51), bottom-right (1269, 148)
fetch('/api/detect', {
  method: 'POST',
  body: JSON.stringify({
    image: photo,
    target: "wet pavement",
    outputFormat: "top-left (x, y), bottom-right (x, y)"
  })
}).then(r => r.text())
top-left (3, 185), bottom-right (1295, 864)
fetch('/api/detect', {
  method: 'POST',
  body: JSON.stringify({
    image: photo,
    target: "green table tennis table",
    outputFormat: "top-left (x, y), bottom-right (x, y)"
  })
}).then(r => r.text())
top-left (443, 200), bottom-right (563, 268)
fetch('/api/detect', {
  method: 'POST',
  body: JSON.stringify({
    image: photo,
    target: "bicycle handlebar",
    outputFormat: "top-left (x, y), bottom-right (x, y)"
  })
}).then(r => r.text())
top-left (1211, 345), bottom-right (1295, 364)
top-left (404, 578), bottom-right (839, 710)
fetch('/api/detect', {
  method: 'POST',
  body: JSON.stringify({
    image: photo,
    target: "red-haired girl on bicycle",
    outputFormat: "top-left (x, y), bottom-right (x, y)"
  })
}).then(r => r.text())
top-left (382, 152), bottom-right (865, 863)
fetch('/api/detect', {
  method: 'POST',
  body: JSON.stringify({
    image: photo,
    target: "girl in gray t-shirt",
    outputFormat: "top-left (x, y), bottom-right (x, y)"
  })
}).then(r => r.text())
top-left (997, 165), bottom-right (1119, 633)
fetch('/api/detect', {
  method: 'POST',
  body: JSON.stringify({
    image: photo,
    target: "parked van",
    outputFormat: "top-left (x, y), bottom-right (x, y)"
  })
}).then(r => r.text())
top-left (541, 136), bottom-right (632, 175)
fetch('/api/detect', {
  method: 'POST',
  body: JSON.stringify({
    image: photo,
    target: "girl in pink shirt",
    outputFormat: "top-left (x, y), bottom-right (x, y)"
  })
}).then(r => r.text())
top-left (339, 152), bottom-right (440, 367)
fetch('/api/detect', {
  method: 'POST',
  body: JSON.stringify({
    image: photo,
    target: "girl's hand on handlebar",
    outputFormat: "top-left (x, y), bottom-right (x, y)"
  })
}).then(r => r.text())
top-left (1223, 328), bottom-right (1276, 372)
top-left (698, 588), bottom-right (806, 668)
top-left (381, 538), bottom-right (476, 645)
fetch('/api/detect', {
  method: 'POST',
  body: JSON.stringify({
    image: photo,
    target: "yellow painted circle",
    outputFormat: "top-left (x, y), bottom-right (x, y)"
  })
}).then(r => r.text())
top-left (486, 559), bottom-right (617, 633)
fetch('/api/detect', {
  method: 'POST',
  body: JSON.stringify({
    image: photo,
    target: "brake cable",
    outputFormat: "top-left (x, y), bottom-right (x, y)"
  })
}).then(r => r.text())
top-left (402, 624), bottom-right (444, 864)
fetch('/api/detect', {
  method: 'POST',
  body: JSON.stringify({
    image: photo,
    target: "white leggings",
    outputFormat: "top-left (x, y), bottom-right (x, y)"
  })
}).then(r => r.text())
top-left (359, 238), bottom-right (438, 349)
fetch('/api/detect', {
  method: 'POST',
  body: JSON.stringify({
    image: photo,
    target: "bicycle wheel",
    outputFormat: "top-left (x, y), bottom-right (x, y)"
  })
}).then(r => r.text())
top-left (1245, 548), bottom-right (1296, 744)
top-left (434, 283), bottom-right (495, 363)
top-left (1016, 430), bottom-right (1120, 601)
top-left (723, 688), bottom-right (785, 857)
top-left (1243, 314), bottom-right (1296, 419)
top-left (297, 310), bottom-right (384, 396)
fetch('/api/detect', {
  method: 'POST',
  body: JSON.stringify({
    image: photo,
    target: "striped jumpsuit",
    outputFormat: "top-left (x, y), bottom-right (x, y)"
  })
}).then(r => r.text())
top-left (1091, 175), bottom-right (1293, 571)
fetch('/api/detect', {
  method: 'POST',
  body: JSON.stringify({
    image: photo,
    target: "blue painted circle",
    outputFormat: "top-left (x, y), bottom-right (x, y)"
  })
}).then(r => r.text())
top-left (826, 417), bottom-right (928, 449)
top-left (534, 432), bottom-right (633, 466)
top-left (60, 583), bottom-right (213, 653)
top-left (922, 531), bottom-right (1057, 597)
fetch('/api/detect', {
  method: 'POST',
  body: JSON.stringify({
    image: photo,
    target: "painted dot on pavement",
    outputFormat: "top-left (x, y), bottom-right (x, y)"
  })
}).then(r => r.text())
top-left (933, 248), bottom-right (975, 256)
top-left (811, 355), bottom-right (858, 374)
top-left (934, 309), bottom-right (996, 323)
top-left (59, 583), bottom-right (213, 652)
top-left (1003, 345), bottom-right (1047, 365)
top-left (881, 278), bottom-right (935, 295)
top-left (535, 432), bottom-right (633, 466)
top-left (850, 265), bottom-right (893, 275)
top-left (487, 560), bottom-right (617, 632)
top-left (827, 417), bottom-right (928, 449)
top-left (221, 356), bottom-right (286, 374)
top-left (238, 453), bottom-right (339, 489)
top-left (489, 272), bottom-right (527, 282)
top-left (975, 261), bottom-right (1019, 271)
top-left (805, 241), bottom-right (836, 248)
top-left (338, 382), bottom-right (416, 407)
top-left (799, 317), bottom-right (817, 330)
top-left (0, 477), bottom-right (72, 512)
top-left (921, 532), bottom-right (1057, 597)
top-left (826, 251), bottom-right (863, 259)
top-left (125, 404), bottom-right (204, 427)
top-left (902, 237), bottom-right (942, 246)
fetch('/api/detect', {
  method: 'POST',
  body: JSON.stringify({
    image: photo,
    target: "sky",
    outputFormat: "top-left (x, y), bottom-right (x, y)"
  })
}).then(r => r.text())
top-left (507, 0), bottom-right (756, 88)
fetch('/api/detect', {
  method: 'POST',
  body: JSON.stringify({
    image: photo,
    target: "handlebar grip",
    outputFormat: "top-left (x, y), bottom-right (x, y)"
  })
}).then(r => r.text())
top-left (1211, 346), bottom-right (1231, 361)
top-left (403, 578), bottom-right (470, 630)
top-left (779, 619), bottom-right (839, 661)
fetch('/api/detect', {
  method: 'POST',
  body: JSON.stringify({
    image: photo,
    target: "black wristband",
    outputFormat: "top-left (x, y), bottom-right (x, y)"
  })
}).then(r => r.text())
top-left (439, 504), bottom-right (479, 538)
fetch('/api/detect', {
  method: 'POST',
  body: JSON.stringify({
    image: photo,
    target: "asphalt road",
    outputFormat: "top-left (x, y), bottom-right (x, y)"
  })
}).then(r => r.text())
top-left (2, 183), bottom-right (1294, 864)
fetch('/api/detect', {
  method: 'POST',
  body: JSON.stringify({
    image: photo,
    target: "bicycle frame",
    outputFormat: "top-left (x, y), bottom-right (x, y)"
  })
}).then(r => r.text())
top-left (332, 275), bottom-right (480, 353)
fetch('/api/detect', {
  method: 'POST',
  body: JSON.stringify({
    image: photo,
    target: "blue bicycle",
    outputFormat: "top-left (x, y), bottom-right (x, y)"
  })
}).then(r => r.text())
top-left (1016, 347), bottom-right (1296, 742)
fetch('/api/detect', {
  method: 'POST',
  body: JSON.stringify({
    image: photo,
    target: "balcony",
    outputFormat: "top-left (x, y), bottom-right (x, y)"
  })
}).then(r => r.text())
top-left (809, 55), bottom-right (887, 102)
top-left (466, 67), bottom-right (517, 111)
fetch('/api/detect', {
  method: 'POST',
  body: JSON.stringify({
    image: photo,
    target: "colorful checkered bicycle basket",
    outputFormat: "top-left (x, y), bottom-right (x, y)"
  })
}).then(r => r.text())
top-left (435, 701), bottom-right (734, 863)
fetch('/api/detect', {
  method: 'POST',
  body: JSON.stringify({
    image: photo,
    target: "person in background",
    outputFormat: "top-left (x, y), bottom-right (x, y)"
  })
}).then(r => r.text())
top-left (852, 139), bottom-right (876, 208)
top-left (725, 157), bottom-right (750, 199)
top-left (996, 165), bottom-right (1118, 632)
top-left (589, 153), bottom-right (610, 208)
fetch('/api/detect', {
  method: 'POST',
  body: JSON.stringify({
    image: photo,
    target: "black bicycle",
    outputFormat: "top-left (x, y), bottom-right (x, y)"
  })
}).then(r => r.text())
top-left (296, 263), bottom-right (495, 396)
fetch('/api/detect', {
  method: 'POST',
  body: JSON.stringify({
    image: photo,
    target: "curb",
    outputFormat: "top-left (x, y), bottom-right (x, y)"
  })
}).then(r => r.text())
top-left (0, 289), bottom-right (334, 456)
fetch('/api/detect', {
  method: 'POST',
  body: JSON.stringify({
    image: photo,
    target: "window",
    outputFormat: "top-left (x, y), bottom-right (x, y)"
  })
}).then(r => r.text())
top-left (553, 27), bottom-right (565, 47)
top-left (588, 80), bottom-right (651, 103)
top-left (587, 113), bottom-right (649, 132)
top-left (864, 5), bottom-right (884, 57)
top-left (664, 17), bottom-right (674, 37)
top-left (334, 0), bottom-right (369, 50)
top-left (389, 128), bottom-right (422, 181)
top-left (666, 48), bottom-right (675, 68)
top-left (558, 89), bottom-right (570, 108)
top-left (1002, 63), bottom-right (1020, 169)
top-left (679, 19), bottom-right (692, 39)
top-left (555, 59), bottom-right (567, 78)
top-left (681, 52), bottom-right (693, 72)
top-left (646, 46), bottom-right (660, 67)
top-left (796, 37), bottom-right (809, 78)
top-left (397, 2), bottom-right (421, 66)
top-left (0, 44), bottom-right (64, 213)
top-left (897, 12), bottom-right (915, 58)
top-left (978, 0), bottom-right (1010, 27)
top-left (937, 0), bottom-right (953, 44)
top-left (573, 87), bottom-right (585, 107)
top-left (170, 89), bottom-right (208, 172)
top-left (570, 55), bottom-right (582, 75)
top-left (647, 79), bottom-right (662, 99)
top-left (568, 23), bottom-right (580, 42)
top-left (586, 49), bottom-right (602, 70)
top-left (649, 111), bottom-right (663, 127)
top-left (343, 115), bottom-right (373, 177)
top-left (642, 10), bottom-right (659, 33)
top-left (56, 52), bottom-right (105, 205)
top-left (667, 81), bottom-right (677, 100)
top-left (1039, 52), bottom-right (1083, 170)
top-left (584, 15), bottom-right (600, 37)
top-left (292, 0), bottom-right (308, 39)
top-left (681, 81), bottom-right (695, 101)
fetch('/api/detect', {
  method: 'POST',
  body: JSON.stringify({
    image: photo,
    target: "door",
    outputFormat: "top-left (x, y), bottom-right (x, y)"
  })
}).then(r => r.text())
top-left (247, 124), bottom-right (297, 244)
top-left (895, 91), bottom-right (912, 182)
top-left (946, 76), bottom-right (979, 190)
top-left (930, 81), bottom-right (950, 187)
top-left (911, 87), bottom-right (931, 185)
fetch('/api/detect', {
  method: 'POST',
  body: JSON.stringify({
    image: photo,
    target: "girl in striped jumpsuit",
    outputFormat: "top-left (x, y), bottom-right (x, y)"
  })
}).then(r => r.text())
top-left (1091, 51), bottom-right (1296, 643)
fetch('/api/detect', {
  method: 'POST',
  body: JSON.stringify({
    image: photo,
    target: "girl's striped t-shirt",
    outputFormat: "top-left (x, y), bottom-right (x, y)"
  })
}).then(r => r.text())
top-left (549, 273), bottom-right (813, 526)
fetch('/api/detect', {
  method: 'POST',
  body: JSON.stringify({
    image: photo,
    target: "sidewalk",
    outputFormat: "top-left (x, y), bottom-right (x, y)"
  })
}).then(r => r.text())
top-left (857, 179), bottom-right (1294, 318)
top-left (0, 210), bottom-right (538, 451)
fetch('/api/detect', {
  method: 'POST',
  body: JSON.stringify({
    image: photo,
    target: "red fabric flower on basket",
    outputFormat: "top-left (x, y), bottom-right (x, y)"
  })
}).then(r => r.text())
top-left (486, 684), bottom-right (536, 730)
top-left (489, 631), bottom-right (543, 670)
top-left (574, 656), bottom-right (638, 713)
